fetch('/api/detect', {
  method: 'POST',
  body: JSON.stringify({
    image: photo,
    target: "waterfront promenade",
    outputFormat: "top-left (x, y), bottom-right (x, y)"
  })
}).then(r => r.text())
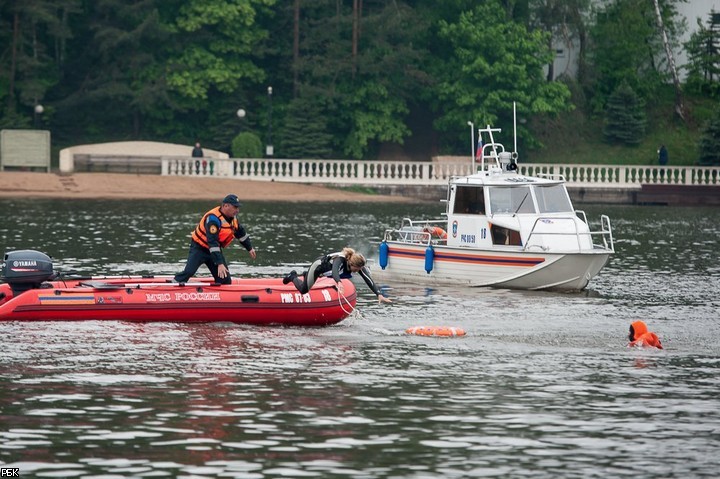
top-left (159, 156), bottom-right (720, 205)
top-left (3, 157), bottom-right (717, 205)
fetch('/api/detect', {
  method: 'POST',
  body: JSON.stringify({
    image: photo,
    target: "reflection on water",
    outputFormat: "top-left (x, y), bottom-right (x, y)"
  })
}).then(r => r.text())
top-left (1, 199), bottom-right (720, 477)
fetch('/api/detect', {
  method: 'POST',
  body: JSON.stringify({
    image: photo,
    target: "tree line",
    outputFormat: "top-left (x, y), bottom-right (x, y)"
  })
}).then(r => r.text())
top-left (1, 0), bottom-right (718, 163)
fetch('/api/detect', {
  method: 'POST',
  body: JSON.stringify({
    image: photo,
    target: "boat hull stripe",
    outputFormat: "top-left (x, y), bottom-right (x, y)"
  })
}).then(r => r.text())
top-left (389, 248), bottom-right (544, 267)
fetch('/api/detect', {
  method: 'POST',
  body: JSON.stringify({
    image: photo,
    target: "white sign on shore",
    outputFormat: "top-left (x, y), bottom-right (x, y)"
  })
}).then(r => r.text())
top-left (0, 129), bottom-right (51, 172)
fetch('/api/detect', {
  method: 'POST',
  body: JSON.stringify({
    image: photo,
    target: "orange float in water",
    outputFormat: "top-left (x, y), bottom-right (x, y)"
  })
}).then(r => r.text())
top-left (406, 326), bottom-right (466, 337)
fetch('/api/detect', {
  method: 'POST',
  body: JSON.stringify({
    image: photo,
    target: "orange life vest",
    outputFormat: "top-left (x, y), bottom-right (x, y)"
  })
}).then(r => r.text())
top-left (628, 320), bottom-right (663, 349)
top-left (191, 206), bottom-right (238, 249)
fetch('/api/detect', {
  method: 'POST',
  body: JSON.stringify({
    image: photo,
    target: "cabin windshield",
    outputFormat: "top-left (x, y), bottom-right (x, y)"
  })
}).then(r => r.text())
top-left (533, 184), bottom-right (573, 213)
top-left (488, 186), bottom-right (535, 214)
top-left (453, 185), bottom-right (486, 215)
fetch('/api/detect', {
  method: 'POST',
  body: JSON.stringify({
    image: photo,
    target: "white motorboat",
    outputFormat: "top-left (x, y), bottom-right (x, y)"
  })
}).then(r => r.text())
top-left (376, 119), bottom-right (614, 291)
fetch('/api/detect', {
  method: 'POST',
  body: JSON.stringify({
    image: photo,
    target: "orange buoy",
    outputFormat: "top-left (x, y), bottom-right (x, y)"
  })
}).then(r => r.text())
top-left (406, 326), bottom-right (466, 337)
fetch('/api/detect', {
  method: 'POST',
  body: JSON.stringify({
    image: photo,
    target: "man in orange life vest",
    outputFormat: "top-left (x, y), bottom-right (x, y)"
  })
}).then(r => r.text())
top-left (174, 194), bottom-right (256, 284)
top-left (628, 320), bottom-right (663, 349)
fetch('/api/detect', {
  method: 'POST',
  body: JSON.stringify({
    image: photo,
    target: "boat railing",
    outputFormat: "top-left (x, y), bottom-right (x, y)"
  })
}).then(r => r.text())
top-left (599, 214), bottom-right (614, 251)
top-left (383, 217), bottom-right (447, 246)
top-left (384, 228), bottom-right (432, 246)
top-left (523, 213), bottom-right (614, 253)
top-left (577, 210), bottom-right (614, 252)
top-left (399, 217), bottom-right (447, 228)
top-left (535, 172), bottom-right (567, 182)
top-left (479, 143), bottom-right (505, 171)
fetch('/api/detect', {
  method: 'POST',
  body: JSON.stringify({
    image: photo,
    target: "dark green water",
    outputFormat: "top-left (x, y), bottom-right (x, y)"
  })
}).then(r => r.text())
top-left (1, 199), bottom-right (719, 478)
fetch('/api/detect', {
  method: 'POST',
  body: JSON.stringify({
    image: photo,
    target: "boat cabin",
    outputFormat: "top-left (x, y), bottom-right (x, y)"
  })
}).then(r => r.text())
top-left (444, 175), bottom-right (592, 252)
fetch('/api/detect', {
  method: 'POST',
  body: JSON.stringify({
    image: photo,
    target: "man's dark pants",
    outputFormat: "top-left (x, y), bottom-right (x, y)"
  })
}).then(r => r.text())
top-left (174, 241), bottom-right (231, 284)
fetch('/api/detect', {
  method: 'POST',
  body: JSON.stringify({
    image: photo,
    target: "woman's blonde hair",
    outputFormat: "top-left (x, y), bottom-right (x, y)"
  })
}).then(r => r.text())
top-left (342, 247), bottom-right (366, 268)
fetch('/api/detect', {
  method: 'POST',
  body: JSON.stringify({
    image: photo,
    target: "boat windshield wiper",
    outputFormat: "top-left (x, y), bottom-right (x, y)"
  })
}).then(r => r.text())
top-left (513, 192), bottom-right (529, 217)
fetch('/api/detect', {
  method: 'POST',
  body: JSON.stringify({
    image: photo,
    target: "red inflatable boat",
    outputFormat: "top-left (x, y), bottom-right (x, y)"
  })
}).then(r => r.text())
top-left (0, 250), bottom-right (356, 327)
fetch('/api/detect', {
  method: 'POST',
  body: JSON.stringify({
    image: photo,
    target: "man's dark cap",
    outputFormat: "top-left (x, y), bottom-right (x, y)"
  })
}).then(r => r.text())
top-left (222, 194), bottom-right (241, 207)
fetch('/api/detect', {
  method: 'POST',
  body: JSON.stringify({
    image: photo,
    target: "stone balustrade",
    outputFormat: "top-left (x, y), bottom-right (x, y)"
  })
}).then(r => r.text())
top-left (161, 156), bottom-right (720, 188)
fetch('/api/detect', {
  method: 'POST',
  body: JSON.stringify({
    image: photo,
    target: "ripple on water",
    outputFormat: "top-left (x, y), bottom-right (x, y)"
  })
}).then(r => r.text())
top-left (1, 203), bottom-right (719, 478)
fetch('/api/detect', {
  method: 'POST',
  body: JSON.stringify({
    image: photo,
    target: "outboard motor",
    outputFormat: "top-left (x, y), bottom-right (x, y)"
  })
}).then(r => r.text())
top-left (1, 250), bottom-right (55, 295)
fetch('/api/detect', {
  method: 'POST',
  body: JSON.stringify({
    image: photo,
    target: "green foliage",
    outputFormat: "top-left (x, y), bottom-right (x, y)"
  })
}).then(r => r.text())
top-left (430, 0), bottom-right (571, 152)
top-left (292, 1), bottom-right (426, 159)
top-left (587, 0), bottom-right (684, 112)
top-left (603, 81), bottom-right (646, 146)
top-left (0, 0), bottom-right (81, 117)
top-left (528, 87), bottom-right (714, 166)
top-left (232, 131), bottom-right (262, 158)
top-left (166, 0), bottom-right (272, 101)
top-left (340, 82), bottom-right (411, 159)
top-left (0, 0), bottom-right (713, 164)
top-left (280, 98), bottom-right (334, 159)
top-left (684, 15), bottom-right (720, 98)
top-left (698, 109), bottom-right (720, 165)
top-left (528, 0), bottom-right (591, 82)
top-left (52, 0), bottom-right (172, 141)
top-left (0, 109), bottom-right (31, 129)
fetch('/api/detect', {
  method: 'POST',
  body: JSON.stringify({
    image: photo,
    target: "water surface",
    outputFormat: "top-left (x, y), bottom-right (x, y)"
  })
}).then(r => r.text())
top-left (1, 199), bottom-right (719, 478)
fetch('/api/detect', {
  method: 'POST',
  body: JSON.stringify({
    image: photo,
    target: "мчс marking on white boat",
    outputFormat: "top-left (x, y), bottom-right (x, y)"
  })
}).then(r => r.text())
top-left (376, 108), bottom-right (614, 291)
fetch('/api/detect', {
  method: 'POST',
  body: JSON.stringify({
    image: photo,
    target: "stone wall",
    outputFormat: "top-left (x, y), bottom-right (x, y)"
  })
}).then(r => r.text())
top-left (59, 141), bottom-right (229, 174)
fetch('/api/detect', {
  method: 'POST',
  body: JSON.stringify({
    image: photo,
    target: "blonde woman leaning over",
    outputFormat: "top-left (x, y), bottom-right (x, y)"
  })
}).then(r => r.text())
top-left (283, 247), bottom-right (392, 304)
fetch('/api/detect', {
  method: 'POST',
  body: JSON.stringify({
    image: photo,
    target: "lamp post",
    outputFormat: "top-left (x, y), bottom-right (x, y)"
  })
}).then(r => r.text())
top-left (266, 86), bottom-right (273, 157)
top-left (467, 121), bottom-right (475, 168)
top-left (231, 108), bottom-right (247, 172)
top-left (34, 104), bottom-right (44, 128)
top-left (237, 108), bottom-right (246, 133)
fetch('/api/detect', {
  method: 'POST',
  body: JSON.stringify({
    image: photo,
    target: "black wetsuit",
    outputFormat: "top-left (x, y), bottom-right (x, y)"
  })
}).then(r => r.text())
top-left (292, 253), bottom-right (381, 296)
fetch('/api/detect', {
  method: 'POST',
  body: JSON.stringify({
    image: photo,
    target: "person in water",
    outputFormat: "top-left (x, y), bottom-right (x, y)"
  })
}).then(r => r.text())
top-left (174, 194), bottom-right (256, 284)
top-left (628, 320), bottom-right (663, 349)
top-left (283, 247), bottom-right (392, 304)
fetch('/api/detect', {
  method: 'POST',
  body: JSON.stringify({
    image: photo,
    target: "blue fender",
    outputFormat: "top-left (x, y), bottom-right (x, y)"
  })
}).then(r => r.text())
top-left (424, 245), bottom-right (434, 274)
top-left (379, 241), bottom-right (389, 270)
